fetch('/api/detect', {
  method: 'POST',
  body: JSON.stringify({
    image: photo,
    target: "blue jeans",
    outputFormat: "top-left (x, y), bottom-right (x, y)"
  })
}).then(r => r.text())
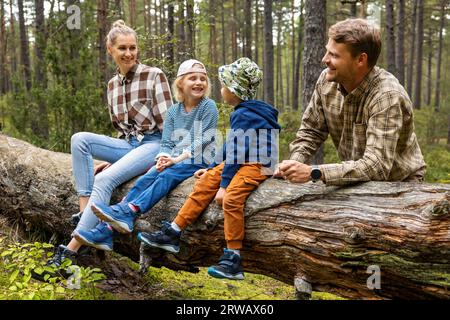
top-left (125, 161), bottom-right (206, 214)
top-left (71, 132), bottom-right (161, 233)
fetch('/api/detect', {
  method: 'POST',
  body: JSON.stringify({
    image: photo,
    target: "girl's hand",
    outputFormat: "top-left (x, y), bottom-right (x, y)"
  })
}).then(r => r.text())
top-left (214, 187), bottom-right (226, 206)
top-left (194, 168), bottom-right (208, 179)
top-left (156, 156), bottom-right (175, 172)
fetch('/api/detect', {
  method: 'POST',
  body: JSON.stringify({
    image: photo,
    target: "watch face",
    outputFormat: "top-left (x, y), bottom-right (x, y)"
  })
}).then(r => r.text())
top-left (311, 168), bottom-right (322, 180)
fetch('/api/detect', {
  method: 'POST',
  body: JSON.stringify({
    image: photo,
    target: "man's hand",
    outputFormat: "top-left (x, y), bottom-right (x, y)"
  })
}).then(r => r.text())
top-left (214, 187), bottom-right (226, 206)
top-left (94, 162), bottom-right (111, 175)
top-left (272, 164), bottom-right (284, 179)
top-left (194, 168), bottom-right (208, 179)
top-left (278, 160), bottom-right (312, 183)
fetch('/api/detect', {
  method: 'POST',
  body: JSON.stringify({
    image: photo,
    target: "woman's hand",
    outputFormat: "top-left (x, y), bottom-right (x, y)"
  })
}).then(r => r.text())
top-left (194, 168), bottom-right (208, 179)
top-left (214, 187), bottom-right (226, 206)
top-left (94, 162), bottom-right (111, 175)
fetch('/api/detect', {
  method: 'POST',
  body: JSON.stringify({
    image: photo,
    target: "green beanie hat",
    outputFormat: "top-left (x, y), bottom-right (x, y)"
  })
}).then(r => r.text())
top-left (218, 57), bottom-right (263, 101)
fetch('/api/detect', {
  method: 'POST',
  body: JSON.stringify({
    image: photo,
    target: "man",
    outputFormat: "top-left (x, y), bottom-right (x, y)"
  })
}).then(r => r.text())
top-left (277, 18), bottom-right (426, 185)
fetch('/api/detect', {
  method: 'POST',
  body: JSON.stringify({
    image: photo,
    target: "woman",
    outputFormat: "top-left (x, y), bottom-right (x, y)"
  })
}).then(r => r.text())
top-left (33, 20), bottom-right (173, 280)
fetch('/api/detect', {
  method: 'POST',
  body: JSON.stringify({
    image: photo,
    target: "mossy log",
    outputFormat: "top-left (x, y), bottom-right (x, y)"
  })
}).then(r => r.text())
top-left (1, 133), bottom-right (450, 300)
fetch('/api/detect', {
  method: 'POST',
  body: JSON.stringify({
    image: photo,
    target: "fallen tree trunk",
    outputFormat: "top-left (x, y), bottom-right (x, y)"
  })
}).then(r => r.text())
top-left (1, 133), bottom-right (449, 299)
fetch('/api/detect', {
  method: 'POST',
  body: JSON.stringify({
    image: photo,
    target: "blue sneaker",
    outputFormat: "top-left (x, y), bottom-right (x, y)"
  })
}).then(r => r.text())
top-left (73, 222), bottom-right (113, 251)
top-left (91, 202), bottom-right (137, 234)
top-left (207, 249), bottom-right (244, 280)
top-left (137, 221), bottom-right (180, 253)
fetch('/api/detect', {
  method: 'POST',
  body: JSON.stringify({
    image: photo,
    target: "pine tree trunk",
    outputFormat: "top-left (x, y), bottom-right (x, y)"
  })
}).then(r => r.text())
top-left (97, 0), bottom-right (109, 99)
top-left (17, 0), bottom-right (31, 91)
top-left (33, 0), bottom-right (49, 141)
top-left (0, 0), bottom-right (7, 94)
top-left (413, 0), bottom-right (424, 109)
top-left (434, 0), bottom-right (445, 112)
top-left (395, 0), bottom-right (405, 85)
top-left (386, 0), bottom-right (396, 75)
top-left (129, 0), bottom-right (136, 27)
top-left (167, 2), bottom-right (174, 76)
top-left (186, 0), bottom-right (194, 58)
top-left (425, 28), bottom-right (432, 106)
top-left (1, 133), bottom-right (450, 300)
top-left (292, 0), bottom-right (303, 111)
top-left (302, 0), bottom-right (326, 164)
top-left (407, 0), bottom-right (418, 98)
top-left (244, 0), bottom-right (252, 59)
top-left (177, 0), bottom-right (185, 62)
top-left (263, 0), bottom-right (274, 106)
top-left (220, 0), bottom-right (226, 64)
top-left (231, 0), bottom-right (238, 60)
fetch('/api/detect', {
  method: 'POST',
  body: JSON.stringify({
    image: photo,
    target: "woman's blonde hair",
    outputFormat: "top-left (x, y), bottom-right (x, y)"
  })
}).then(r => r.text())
top-left (106, 20), bottom-right (137, 48)
top-left (171, 68), bottom-right (211, 103)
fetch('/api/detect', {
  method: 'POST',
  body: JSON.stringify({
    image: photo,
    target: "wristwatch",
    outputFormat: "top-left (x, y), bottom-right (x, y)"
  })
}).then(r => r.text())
top-left (310, 165), bottom-right (322, 183)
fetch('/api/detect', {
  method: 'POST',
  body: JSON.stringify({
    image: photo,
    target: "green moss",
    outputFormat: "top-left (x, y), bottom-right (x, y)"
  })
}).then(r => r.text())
top-left (334, 248), bottom-right (450, 287)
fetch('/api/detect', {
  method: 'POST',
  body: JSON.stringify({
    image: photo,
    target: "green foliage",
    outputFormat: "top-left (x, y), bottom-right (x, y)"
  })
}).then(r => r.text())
top-left (0, 238), bottom-right (108, 300)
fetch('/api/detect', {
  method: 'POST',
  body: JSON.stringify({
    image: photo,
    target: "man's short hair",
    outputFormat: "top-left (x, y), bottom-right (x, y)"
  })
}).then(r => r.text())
top-left (328, 18), bottom-right (381, 68)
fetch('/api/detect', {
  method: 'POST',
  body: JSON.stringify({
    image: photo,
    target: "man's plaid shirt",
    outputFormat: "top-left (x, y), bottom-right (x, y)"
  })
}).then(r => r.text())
top-left (107, 63), bottom-right (173, 141)
top-left (290, 66), bottom-right (426, 186)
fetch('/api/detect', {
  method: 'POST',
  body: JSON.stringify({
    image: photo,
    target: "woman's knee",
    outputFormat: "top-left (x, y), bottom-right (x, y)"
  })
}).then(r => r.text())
top-left (71, 132), bottom-right (91, 153)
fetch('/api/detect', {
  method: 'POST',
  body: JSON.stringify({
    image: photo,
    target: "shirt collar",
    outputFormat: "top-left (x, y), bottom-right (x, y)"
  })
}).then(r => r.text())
top-left (116, 61), bottom-right (140, 85)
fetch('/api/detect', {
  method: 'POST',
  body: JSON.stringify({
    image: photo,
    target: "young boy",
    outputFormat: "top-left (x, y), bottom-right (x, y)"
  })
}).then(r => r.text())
top-left (137, 57), bottom-right (281, 280)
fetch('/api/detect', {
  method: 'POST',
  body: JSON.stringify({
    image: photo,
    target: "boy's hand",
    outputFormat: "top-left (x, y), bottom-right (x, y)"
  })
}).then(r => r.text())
top-left (194, 168), bottom-right (208, 179)
top-left (215, 187), bottom-right (226, 206)
top-left (94, 162), bottom-right (111, 175)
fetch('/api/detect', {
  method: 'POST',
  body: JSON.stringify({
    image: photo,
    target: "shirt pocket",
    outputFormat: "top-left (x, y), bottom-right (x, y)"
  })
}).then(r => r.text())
top-left (352, 123), bottom-right (367, 160)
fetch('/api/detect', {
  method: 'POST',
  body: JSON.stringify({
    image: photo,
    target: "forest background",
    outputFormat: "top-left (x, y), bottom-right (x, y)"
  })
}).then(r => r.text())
top-left (0, 0), bottom-right (449, 300)
top-left (0, 0), bottom-right (449, 182)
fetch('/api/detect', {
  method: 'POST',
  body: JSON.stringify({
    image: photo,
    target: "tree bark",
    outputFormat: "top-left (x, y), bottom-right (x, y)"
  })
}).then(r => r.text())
top-left (385, 0), bottom-right (396, 76)
top-left (292, 0), bottom-right (303, 111)
top-left (186, 0), bottom-right (194, 58)
top-left (167, 2), bottom-right (174, 75)
top-left (17, 0), bottom-right (31, 92)
top-left (129, 0), bottom-right (136, 28)
top-left (0, 0), bottom-right (6, 94)
top-left (302, 0), bottom-right (326, 164)
top-left (395, 0), bottom-right (405, 85)
top-left (263, 0), bottom-right (274, 106)
top-left (2, 133), bottom-right (450, 300)
top-left (434, 0), bottom-right (445, 112)
top-left (97, 0), bottom-right (109, 103)
top-left (244, 0), bottom-right (252, 59)
top-left (33, 0), bottom-right (49, 141)
top-left (413, 0), bottom-right (424, 109)
top-left (407, 0), bottom-right (418, 98)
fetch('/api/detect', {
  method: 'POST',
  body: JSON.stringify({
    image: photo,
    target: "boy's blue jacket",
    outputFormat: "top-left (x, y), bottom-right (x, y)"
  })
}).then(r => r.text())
top-left (211, 99), bottom-right (281, 188)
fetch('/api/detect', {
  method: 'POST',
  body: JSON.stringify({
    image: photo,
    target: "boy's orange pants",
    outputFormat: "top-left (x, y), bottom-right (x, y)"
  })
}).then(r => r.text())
top-left (174, 162), bottom-right (268, 250)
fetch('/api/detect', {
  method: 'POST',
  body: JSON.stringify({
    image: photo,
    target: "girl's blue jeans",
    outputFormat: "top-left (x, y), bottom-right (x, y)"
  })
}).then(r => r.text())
top-left (125, 160), bottom-right (207, 214)
top-left (70, 131), bottom-right (161, 233)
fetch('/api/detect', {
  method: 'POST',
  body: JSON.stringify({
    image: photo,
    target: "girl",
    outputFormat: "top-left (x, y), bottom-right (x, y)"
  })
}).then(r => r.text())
top-left (73, 59), bottom-right (218, 251)
top-left (33, 20), bottom-right (172, 279)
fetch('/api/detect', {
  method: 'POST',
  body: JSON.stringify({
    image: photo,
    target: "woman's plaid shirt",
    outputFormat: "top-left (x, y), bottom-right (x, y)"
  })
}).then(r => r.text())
top-left (290, 66), bottom-right (426, 186)
top-left (107, 63), bottom-right (173, 141)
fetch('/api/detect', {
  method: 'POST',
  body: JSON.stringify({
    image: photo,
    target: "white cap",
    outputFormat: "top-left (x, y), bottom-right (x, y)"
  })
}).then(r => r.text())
top-left (176, 59), bottom-right (207, 77)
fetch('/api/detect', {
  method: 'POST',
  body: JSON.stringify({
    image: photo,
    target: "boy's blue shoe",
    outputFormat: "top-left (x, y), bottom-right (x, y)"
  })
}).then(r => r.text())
top-left (137, 221), bottom-right (180, 253)
top-left (91, 201), bottom-right (137, 234)
top-left (73, 222), bottom-right (113, 251)
top-left (207, 249), bottom-right (244, 280)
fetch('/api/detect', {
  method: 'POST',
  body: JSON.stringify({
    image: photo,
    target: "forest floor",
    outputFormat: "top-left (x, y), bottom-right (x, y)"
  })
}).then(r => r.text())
top-left (0, 217), bottom-right (342, 300)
